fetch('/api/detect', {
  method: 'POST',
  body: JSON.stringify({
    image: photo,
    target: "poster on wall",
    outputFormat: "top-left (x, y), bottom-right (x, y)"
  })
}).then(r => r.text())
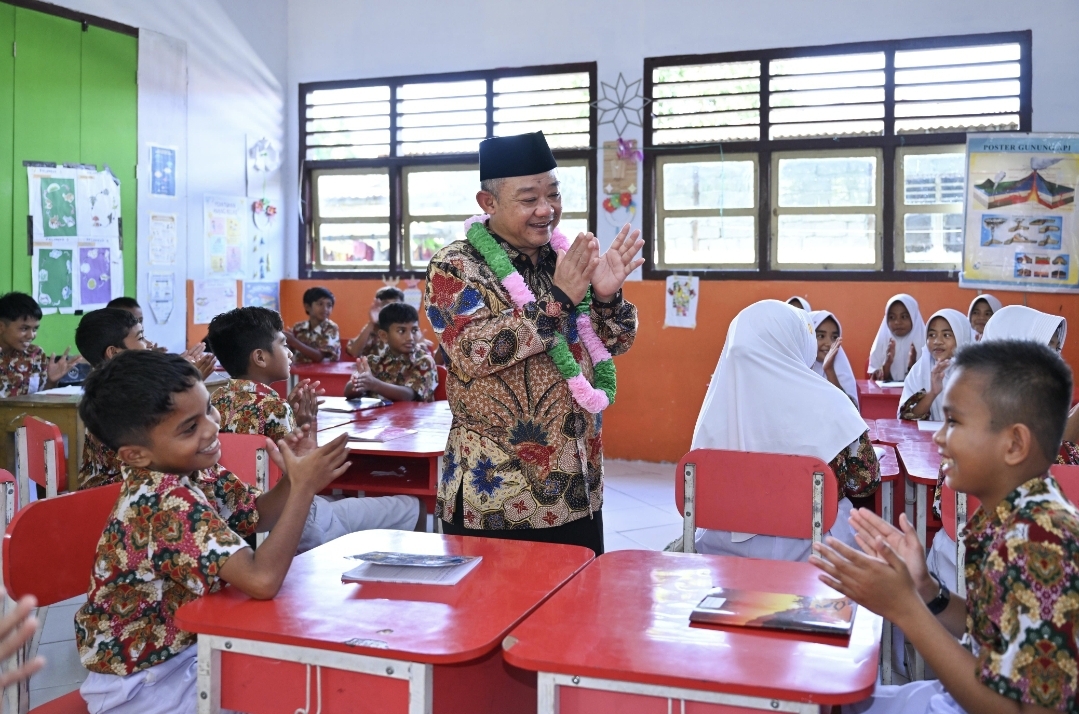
top-left (28, 166), bottom-right (79, 238)
top-left (664, 275), bottom-right (699, 329)
top-left (149, 272), bottom-right (175, 324)
top-left (243, 281), bottom-right (280, 311)
top-left (148, 212), bottom-right (178, 265)
top-left (960, 133), bottom-right (1079, 293)
top-left (150, 145), bottom-right (177, 197)
top-left (193, 279), bottom-right (238, 324)
top-left (204, 195), bottom-right (247, 278)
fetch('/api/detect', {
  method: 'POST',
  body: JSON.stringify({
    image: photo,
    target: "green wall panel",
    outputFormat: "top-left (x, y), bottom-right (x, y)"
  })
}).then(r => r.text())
top-left (0, 6), bottom-right (13, 295)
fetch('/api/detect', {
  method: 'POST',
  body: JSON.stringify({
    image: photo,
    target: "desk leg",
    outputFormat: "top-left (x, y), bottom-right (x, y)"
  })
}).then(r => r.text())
top-left (197, 636), bottom-right (222, 714)
top-left (912, 483), bottom-right (928, 682)
top-left (904, 477), bottom-right (915, 530)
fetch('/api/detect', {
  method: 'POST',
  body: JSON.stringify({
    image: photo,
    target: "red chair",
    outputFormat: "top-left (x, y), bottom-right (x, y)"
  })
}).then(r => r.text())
top-left (15, 416), bottom-right (64, 507)
top-left (217, 433), bottom-right (281, 492)
top-left (3, 482), bottom-right (120, 714)
top-left (434, 365), bottom-right (448, 401)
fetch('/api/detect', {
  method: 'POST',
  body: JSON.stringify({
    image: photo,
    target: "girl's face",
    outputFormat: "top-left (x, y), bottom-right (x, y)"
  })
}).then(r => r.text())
top-left (969, 299), bottom-right (994, 334)
top-left (887, 301), bottom-right (913, 338)
top-left (1049, 323), bottom-right (1064, 352)
top-left (926, 316), bottom-right (957, 362)
top-left (815, 317), bottom-right (840, 362)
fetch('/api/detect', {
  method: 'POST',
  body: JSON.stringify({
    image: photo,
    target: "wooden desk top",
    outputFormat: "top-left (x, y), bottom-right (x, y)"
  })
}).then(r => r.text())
top-left (503, 550), bottom-right (881, 705)
top-left (316, 401), bottom-right (451, 457)
top-left (292, 361), bottom-right (356, 377)
top-left (175, 530), bottom-right (593, 664)
top-left (0, 393), bottom-right (81, 406)
top-left (875, 444), bottom-right (900, 480)
top-left (856, 380), bottom-right (904, 397)
top-left (869, 418), bottom-right (936, 446)
top-left (895, 441), bottom-right (942, 483)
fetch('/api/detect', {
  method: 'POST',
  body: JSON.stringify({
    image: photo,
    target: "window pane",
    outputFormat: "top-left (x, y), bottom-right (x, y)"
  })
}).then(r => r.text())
top-left (769, 120), bottom-right (883, 140)
top-left (307, 129), bottom-right (391, 147)
top-left (894, 43), bottom-right (1020, 68)
top-left (558, 165), bottom-right (588, 214)
top-left (663, 216), bottom-right (755, 265)
top-left (318, 223), bottom-right (389, 268)
top-left (493, 72), bottom-right (589, 93)
top-left (653, 61), bottom-right (760, 84)
top-left (307, 86), bottom-right (389, 105)
top-left (663, 161), bottom-right (754, 210)
top-left (895, 80), bottom-right (1020, 102)
top-left (770, 70), bottom-right (884, 92)
top-left (777, 157), bottom-right (876, 207)
top-left (409, 221), bottom-right (462, 267)
top-left (771, 53), bottom-right (884, 75)
top-left (407, 170), bottom-right (479, 216)
top-left (776, 215), bottom-right (876, 264)
top-left (317, 173), bottom-right (389, 218)
top-left (398, 138), bottom-right (483, 155)
top-left (903, 213), bottom-right (963, 264)
top-left (398, 80), bottom-right (486, 100)
top-left (903, 153), bottom-right (965, 205)
top-left (895, 114), bottom-right (1019, 134)
top-left (306, 145), bottom-right (390, 160)
top-left (654, 126), bottom-right (761, 145)
top-left (895, 63), bottom-right (1019, 85)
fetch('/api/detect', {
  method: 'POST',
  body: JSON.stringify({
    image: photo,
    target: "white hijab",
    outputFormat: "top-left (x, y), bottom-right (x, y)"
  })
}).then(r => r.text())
top-left (982, 305), bottom-right (1067, 347)
top-left (900, 308), bottom-right (974, 421)
top-left (810, 310), bottom-right (859, 407)
top-left (868, 294), bottom-right (927, 381)
top-left (692, 300), bottom-right (868, 464)
top-left (787, 296), bottom-right (811, 311)
top-left (967, 294), bottom-right (1003, 339)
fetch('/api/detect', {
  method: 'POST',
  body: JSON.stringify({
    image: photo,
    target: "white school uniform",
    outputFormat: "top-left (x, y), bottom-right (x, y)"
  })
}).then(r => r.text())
top-left (966, 294), bottom-right (1002, 340)
top-left (867, 294), bottom-right (926, 382)
top-left (787, 296), bottom-right (811, 311)
top-left (299, 493), bottom-right (419, 553)
top-left (844, 680), bottom-right (966, 714)
top-left (899, 309), bottom-right (973, 421)
top-left (691, 300), bottom-right (870, 561)
top-left (810, 310), bottom-right (859, 407)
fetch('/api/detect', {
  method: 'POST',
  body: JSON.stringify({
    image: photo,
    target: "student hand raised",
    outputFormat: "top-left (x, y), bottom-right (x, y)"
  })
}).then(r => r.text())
top-left (288, 379), bottom-right (323, 428)
top-left (553, 232), bottom-right (600, 305)
top-left (265, 424), bottom-right (318, 465)
top-left (591, 223), bottom-right (645, 303)
top-left (929, 358), bottom-right (951, 396)
top-left (822, 336), bottom-right (843, 375)
top-left (45, 348), bottom-right (84, 387)
top-left (884, 338), bottom-right (896, 365)
top-left (810, 533), bottom-right (921, 625)
top-left (848, 510), bottom-right (936, 599)
top-left (273, 432), bottom-right (350, 497)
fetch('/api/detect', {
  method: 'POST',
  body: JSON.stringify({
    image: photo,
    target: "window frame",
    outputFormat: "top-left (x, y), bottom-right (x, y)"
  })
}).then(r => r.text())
top-left (299, 62), bottom-right (598, 279)
top-left (642, 31), bottom-right (1032, 281)
top-left (893, 143), bottom-right (966, 271)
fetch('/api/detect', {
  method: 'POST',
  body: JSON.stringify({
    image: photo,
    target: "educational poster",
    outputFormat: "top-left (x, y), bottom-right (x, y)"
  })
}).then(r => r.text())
top-left (79, 246), bottom-right (112, 305)
top-left (33, 246), bottom-right (75, 309)
top-left (150, 145), bottom-right (177, 197)
top-left (87, 168), bottom-right (121, 238)
top-left (148, 272), bottom-right (175, 324)
top-left (148, 212), bottom-right (178, 265)
top-left (665, 275), bottom-right (699, 329)
top-left (193, 279), bottom-right (238, 324)
top-left (961, 133), bottom-right (1079, 293)
top-left (204, 195), bottom-right (247, 278)
top-left (27, 166), bottom-right (78, 238)
top-left (243, 281), bottom-right (279, 311)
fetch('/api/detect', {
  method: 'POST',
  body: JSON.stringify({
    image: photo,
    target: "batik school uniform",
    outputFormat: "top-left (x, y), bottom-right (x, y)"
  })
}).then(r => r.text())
top-left (365, 345), bottom-right (438, 402)
top-left (0, 344), bottom-right (49, 397)
top-left (76, 463), bottom-right (259, 714)
top-left (867, 293), bottom-right (926, 382)
top-left (78, 430), bottom-right (123, 490)
top-left (967, 294), bottom-right (1002, 341)
top-left (356, 331), bottom-right (387, 357)
top-left (290, 318), bottom-right (341, 363)
top-left (692, 301), bottom-right (880, 562)
top-left (211, 378), bottom-right (418, 552)
top-left (809, 310), bottom-right (859, 406)
top-left (850, 475), bottom-right (1079, 714)
top-left (898, 308), bottom-right (973, 421)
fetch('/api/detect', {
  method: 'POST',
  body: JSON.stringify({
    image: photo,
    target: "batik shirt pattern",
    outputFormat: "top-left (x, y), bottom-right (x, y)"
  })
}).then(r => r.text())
top-left (424, 226), bottom-right (637, 530)
top-left (831, 432), bottom-right (881, 499)
top-left (898, 390), bottom-right (928, 420)
top-left (963, 475), bottom-right (1079, 711)
top-left (366, 345), bottom-right (438, 402)
top-left (78, 430), bottom-right (124, 490)
top-left (0, 345), bottom-right (48, 397)
top-left (211, 379), bottom-right (295, 443)
top-left (291, 318), bottom-right (341, 363)
top-left (75, 464), bottom-right (260, 675)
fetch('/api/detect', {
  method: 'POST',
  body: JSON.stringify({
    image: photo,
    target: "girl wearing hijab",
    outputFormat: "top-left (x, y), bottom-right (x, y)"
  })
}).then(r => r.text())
top-left (966, 293), bottom-right (1002, 340)
top-left (898, 309), bottom-right (973, 421)
top-left (810, 310), bottom-right (859, 406)
top-left (868, 294), bottom-right (926, 382)
top-left (691, 300), bottom-right (880, 562)
top-left (787, 296), bottom-right (811, 311)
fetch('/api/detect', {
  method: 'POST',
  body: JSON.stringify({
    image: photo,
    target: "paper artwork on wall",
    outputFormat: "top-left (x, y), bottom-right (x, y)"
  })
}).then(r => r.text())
top-left (34, 246), bottom-right (75, 309)
top-left (193, 279), bottom-right (238, 325)
top-left (243, 281), bottom-right (280, 311)
top-left (665, 275), bottom-right (699, 329)
top-left (28, 166), bottom-right (79, 238)
top-left (148, 212), bottom-right (178, 266)
top-left (402, 279), bottom-right (422, 310)
top-left (150, 145), bottom-right (177, 197)
top-left (149, 272), bottom-right (175, 324)
top-left (601, 140), bottom-right (641, 229)
top-left (204, 195), bottom-right (247, 278)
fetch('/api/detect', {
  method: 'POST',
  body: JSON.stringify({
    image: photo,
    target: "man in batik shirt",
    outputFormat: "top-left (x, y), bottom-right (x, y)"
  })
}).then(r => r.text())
top-left (424, 132), bottom-right (643, 554)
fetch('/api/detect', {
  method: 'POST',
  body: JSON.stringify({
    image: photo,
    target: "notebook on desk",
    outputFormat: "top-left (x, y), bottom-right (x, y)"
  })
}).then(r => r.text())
top-left (689, 587), bottom-right (856, 636)
top-left (342, 552), bottom-right (482, 585)
top-left (319, 396), bottom-right (387, 413)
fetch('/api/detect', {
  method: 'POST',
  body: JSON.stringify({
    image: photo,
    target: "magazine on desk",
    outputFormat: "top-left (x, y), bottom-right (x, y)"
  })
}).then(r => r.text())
top-left (318, 396), bottom-right (387, 413)
top-left (689, 587), bottom-right (856, 636)
top-left (342, 552), bottom-right (482, 585)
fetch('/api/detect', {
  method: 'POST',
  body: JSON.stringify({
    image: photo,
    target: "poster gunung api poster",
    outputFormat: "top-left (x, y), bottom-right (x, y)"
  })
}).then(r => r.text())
top-left (961, 133), bottom-right (1079, 293)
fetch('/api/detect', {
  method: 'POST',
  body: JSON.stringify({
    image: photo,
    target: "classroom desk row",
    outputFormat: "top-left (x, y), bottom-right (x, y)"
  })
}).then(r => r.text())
top-left (176, 530), bottom-right (882, 714)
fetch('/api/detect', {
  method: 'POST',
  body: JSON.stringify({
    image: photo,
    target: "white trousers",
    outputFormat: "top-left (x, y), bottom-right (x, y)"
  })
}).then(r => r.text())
top-left (926, 531), bottom-right (958, 591)
top-left (844, 681), bottom-right (966, 714)
top-left (694, 498), bottom-right (855, 562)
top-left (297, 494), bottom-right (419, 553)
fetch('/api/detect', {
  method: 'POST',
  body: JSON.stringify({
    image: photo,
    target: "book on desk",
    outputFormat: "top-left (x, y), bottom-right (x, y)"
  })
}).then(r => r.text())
top-left (342, 551), bottom-right (483, 585)
top-left (689, 587), bottom-right (856, 636)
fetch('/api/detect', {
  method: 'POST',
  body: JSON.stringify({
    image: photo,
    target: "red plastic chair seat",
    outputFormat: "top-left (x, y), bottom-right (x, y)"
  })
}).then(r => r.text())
top-left (31, 690), bottom-right (88, 714)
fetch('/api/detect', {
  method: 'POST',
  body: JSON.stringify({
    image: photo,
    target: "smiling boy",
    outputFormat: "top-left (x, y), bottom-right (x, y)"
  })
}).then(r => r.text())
top-left (0, 291), bottom-right (81, 397)
top-left (286, 286), bottom-right (340, 363)
top-left (812, 339), bottom-right (1079, 714)
top-left (344, 302), bottom-right (437, 403)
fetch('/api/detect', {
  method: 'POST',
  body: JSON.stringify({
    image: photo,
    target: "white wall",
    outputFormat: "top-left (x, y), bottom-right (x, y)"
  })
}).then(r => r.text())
top-left (285, 0), bottom-right (1079, 276)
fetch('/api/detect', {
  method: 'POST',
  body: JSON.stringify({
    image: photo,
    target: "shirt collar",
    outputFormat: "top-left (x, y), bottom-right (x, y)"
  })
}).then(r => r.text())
top-left (968, 473), bottom-right (1057, 532)
top-left (488, 224), bottom-right (556, 272)
top-left (227, 378), bottom-right (277, 396)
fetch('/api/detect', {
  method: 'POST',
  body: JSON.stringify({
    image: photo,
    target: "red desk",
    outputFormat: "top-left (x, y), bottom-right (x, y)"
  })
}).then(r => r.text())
top-left (503, 550), bottom-right (881, 713)
top-left (870, 418), bottom-right (936, 447)
top-left (894, 440), bottom-right (941, 550)
top-left (856, 380), bottom-right (904, 420)
top-left (177, 529), bottom-right (592, 714)
top-left (291, 360), bottom-right (356, 397)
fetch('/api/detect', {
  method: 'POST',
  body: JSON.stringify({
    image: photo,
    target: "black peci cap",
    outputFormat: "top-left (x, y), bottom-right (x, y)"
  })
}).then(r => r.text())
top-left (478, 131), bottom-right (557, 181)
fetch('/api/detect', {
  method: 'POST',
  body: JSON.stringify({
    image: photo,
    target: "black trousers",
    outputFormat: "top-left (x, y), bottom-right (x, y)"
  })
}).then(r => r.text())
top-left (440, 485), bottom-right (604, 555)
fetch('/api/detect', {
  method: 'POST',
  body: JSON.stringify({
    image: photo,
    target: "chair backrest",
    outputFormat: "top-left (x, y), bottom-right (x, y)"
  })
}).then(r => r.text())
top-left (434, 365), bottom-right (448, 401)
top-left (0, 471), bottom-right (16, 542)
top-left (1050, 464), bottom-right (1079, 500)
top-left (217, 432), bottom-right (281, 491)
top-left (674, 449), bottom-right (839, 553)
top-left (3, 482), bottom-right (120, 605)
top-left (15, 415), bottom-right (64, 506)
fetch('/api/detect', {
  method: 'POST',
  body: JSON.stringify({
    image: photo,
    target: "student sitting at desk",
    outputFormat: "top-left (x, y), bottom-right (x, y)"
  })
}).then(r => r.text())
top-left (344, 302), bottom-right (437, 403)
top-left (692, 300), bottom-right (880, 561)
top-left (812, 340), bottom-right (1079, 714)
top-left (0, 291), bottom-right (82, 398)
top-left (346, 285), bottom-right (405, 358)
top-left (810, 309), bottom-right (859, 406)
top-left (107, 296), bottom-right (217, 378)
top-left (208, 306), bottom-right (424, 552)
top-left (967, 294), bottom-right (1002, 341)
top-left (898, 308), bottom-right (973, 421)
top-left (286, 286), bottom-right (340, 363)
top-left (75, 351), bottom-right (351, 714)
top-left (74, 308), bottom-right (149, 489)
top-left (868, 294), bottom-right (926, 383)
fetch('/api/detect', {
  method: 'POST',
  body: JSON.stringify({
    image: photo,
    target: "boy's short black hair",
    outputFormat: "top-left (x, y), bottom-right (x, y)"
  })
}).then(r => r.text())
top-left (207, 307), bottom-right (284, 378)
top-left (375, 286), bottom-right (405, 302)
top-left (79, 351), bottom-right (201, 451)
top-left (953, 339), bottom-right (1073, 462)
top-left (76, 309), bottom-right (140, 367)
top-left (106, 297), bottom-right (141, 310)
top-left (378, 302), bottom-right (419, 332)
top-left (0, 292), bottom-right (42, 322)
top-left (303, 287), bottom-right (334, 306)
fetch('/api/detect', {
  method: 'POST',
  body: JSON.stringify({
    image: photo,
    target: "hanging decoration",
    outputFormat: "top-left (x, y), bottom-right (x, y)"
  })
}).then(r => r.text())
top-left (592, 73), bottom-right (651, 138)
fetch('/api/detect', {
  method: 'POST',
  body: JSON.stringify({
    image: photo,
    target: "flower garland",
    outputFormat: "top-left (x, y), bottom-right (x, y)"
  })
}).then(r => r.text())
top-left (464, 215), bottom-right (616, 413)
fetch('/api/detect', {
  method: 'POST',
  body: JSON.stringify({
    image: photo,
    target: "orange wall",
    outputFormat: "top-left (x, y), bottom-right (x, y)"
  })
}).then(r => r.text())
top-left (280, 278), bottom-right (1079, 463)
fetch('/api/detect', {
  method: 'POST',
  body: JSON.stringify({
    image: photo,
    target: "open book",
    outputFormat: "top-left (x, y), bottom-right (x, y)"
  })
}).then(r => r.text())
top-left (342, 552), bottom-right (482, 585)
top-left (689, 587), bottom-right (856, 636)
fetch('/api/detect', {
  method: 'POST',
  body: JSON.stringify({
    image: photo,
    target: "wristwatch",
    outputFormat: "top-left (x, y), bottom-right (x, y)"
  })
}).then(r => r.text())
top-left (925, 572), bottom-right (951, 615)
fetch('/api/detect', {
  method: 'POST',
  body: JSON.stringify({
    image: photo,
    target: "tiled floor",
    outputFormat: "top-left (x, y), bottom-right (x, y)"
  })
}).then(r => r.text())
top-left (27, 458), bottom-right (677, 706)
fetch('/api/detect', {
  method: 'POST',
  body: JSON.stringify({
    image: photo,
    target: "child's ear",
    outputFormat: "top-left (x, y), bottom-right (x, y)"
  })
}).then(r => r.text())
top-left (1001, 423), bottom-right (1036, 467)
top-left (116, 444), bottom-right (154, 469)
top-left (250, 348), bottom-right (267, 368)
top-left (377, 328), bottom-right (388, 340)
top-left (104, 345), bottom-right (123, 361)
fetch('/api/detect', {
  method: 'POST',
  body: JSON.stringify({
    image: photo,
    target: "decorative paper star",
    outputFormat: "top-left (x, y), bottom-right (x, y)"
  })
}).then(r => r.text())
top-left (592, 73), bottom-right (651, 137)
